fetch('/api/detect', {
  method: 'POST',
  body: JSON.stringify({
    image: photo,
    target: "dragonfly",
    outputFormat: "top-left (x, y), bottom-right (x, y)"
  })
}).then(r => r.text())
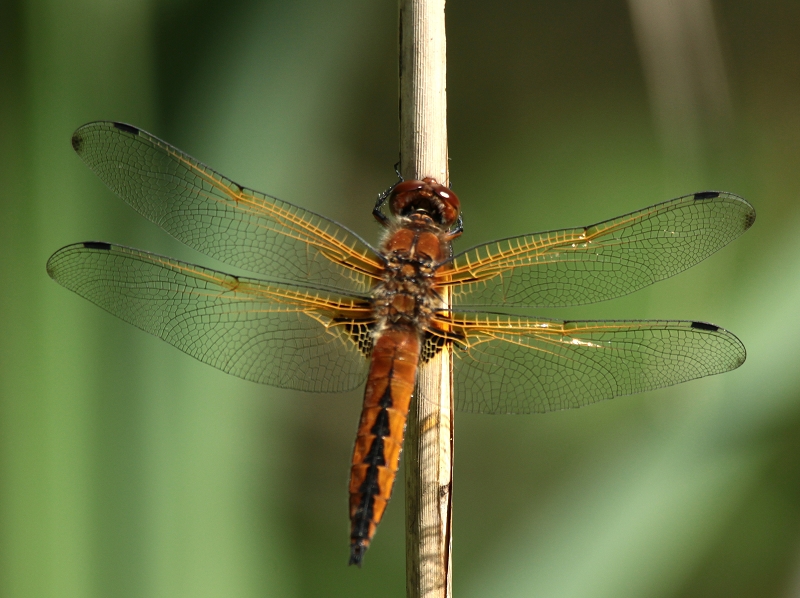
top-left (47, 121), bottom-right (755, 566)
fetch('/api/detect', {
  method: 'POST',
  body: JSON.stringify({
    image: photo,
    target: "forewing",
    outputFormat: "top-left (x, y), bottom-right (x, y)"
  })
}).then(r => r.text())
top-left (47, 242), bottom-right (374, 392)
top-left (445, 192), bottom-right (755, 307)
top-left (71, 121), bottom-right (382, 292)
top-left (427, 313), bottom-right (745, 414)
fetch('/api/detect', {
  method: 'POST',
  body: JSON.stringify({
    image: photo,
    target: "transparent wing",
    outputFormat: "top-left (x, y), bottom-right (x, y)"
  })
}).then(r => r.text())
top-left (444, 192), bottom-right (755, 307)
top-left (71, 121), bottom-right (382, 293)
top-left (426, 313), bottom-right (745, 414)
top-left (47, 242), bottom-right (374, 392)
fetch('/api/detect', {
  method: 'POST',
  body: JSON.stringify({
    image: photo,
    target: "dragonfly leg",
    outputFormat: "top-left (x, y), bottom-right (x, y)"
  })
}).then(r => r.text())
top-left (373, 162), bottom-right (404, 227)
top-left (445, 214), bottom-right (463, 240)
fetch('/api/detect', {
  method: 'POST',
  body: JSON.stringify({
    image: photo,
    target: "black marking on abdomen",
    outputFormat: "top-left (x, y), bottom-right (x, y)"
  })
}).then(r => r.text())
top-left (370, 408), bottom-right (391, 437)
top-left (113, 122), bottom-right (139, 135)
top-left (377, 373), bottom-right (393, 408)
top-left (693, 191), bottom-right (719, 200)
top-left (351, 461), bottom-right (380, 542)
top-left (691, 321), bottom-right (719, 332)
top-left (363, 435), bottom-right (386, 467)
top-left (83, 241), bottom-right (112, 251)
top-left (351, 359), bottom-right (399, 562)
top-left (359, 362), bottom-right (394, 472)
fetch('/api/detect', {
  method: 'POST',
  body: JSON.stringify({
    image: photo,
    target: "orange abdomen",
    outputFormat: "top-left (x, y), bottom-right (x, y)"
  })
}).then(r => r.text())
top-left (348, 328), bottom-right (420, 565)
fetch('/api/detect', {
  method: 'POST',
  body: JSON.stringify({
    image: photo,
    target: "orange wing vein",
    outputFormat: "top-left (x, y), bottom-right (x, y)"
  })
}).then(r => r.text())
top-left (71, 121), bottom-right (382, 293)
top-left (443, 192), bottom-right (755, 307)
top-left (427, 312), bottom-right (745, 414)
top-left (47, 242), bottom-right (374, 392)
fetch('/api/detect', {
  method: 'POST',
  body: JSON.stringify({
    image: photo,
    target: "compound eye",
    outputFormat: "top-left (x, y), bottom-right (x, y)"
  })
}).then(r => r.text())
top-left (429, 182), bottom-right (460, 226)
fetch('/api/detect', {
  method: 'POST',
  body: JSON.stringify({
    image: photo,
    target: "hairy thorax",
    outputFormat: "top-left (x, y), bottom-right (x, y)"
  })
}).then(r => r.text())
top-left (371, 214), bottom-right (451, 332)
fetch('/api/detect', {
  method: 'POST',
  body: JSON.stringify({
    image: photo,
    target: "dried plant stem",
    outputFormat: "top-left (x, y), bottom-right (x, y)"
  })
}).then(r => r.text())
top-left (399, 0), bottom-right (453, 596)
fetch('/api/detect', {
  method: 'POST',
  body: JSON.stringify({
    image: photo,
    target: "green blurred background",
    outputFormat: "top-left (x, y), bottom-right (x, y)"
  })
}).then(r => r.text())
top-left (2, 1), bottom-right (799, 596)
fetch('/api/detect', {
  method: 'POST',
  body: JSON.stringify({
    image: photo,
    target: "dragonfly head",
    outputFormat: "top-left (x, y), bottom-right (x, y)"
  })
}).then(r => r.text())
top-left (389, 177), bottom-right (460, 226)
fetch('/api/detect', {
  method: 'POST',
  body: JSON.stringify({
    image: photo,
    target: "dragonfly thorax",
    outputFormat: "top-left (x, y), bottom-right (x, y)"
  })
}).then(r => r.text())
top-left (372, 218), bottom-right (450, 331)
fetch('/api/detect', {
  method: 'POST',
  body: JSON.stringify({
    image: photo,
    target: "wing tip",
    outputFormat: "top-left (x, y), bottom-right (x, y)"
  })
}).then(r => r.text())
top-left (45, 253), bottom-right (58, 280)
top-left (689, 320), bottom-right (748, 370)
top-left (744, 207), bottom-right (757, 231)
top-left (70, 130), bottom-right (83, 153)
top-left (72, 121), bottom-right (140, 153)
top-left (46, 241), bottom-right (114, 280)
top-left (692, 190), bottom-right (757, 231)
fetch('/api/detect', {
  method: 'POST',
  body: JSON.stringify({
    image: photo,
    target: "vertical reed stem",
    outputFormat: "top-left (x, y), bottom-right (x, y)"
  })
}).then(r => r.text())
top-left (399, 0), bottom-right (453, 596)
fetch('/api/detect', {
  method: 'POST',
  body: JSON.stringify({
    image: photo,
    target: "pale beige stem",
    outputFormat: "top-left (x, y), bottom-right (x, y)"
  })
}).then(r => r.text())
top-left (399, 0), bottom-right (453, 596)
